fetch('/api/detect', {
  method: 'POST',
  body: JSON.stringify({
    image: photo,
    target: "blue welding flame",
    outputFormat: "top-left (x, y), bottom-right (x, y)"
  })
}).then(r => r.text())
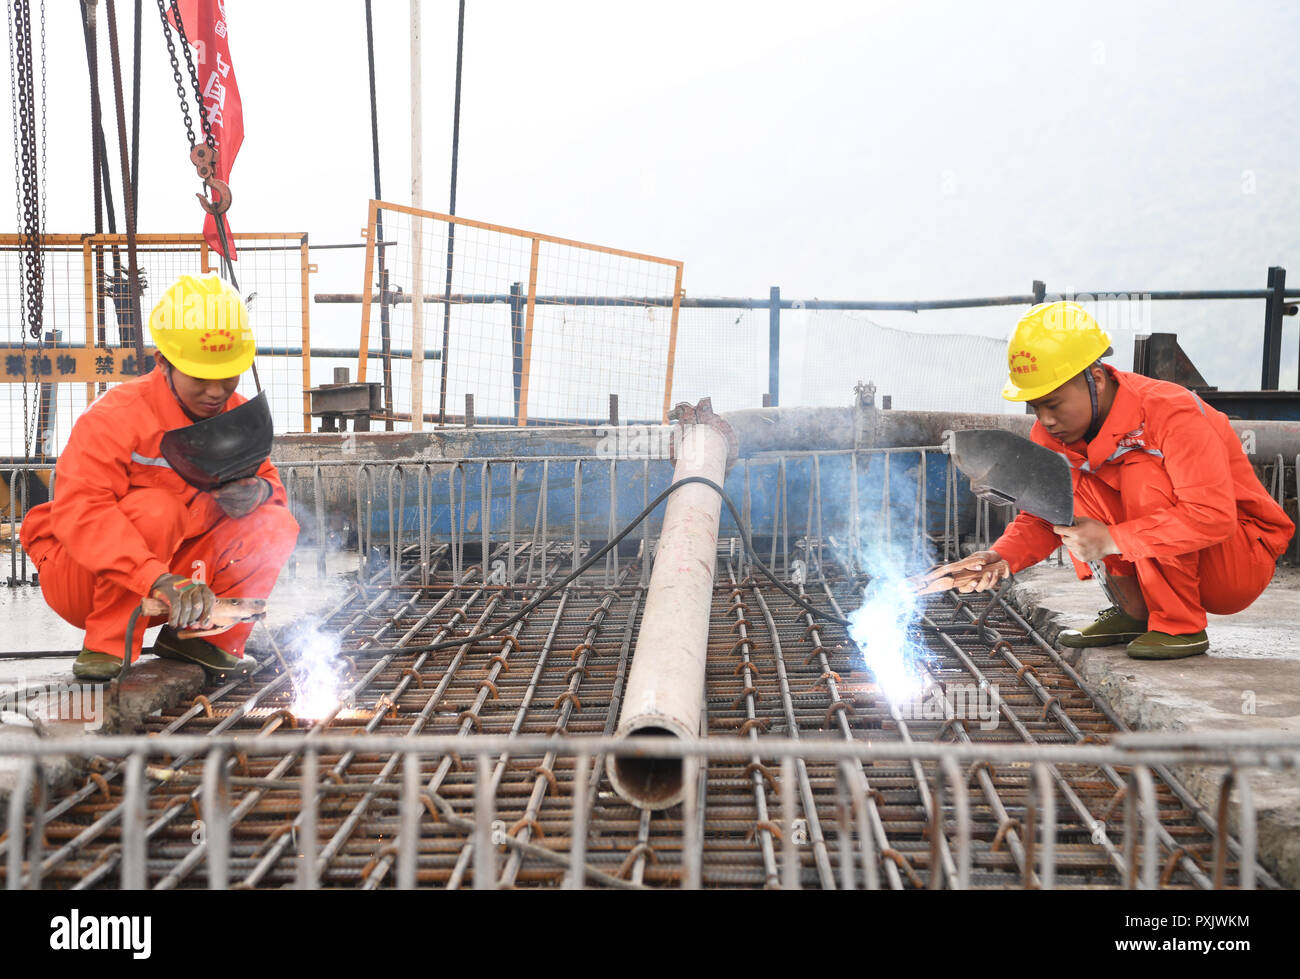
top-left (847, 570), bottom-right (928, 705)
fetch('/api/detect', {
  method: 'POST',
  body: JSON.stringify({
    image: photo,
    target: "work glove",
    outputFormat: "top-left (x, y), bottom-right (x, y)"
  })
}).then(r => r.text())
top-left (921, 549), bottom-right (1011, 594)
top-left (211, 476), bottom-right (271, 519)
top-left (1051, 517), bottom-right (1120, 564)
top-left (149, 573), bottom-right (217, 630)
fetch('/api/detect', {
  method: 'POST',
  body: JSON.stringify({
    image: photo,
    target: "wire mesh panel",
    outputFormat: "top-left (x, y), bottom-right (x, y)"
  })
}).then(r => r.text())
top-left (669, 306), bottom-right (770, 413)
top-left (357, 201), bottom-right (683, 428)
top-left (666, 306), bottom-right (1028, 414)
top-left (0, 233), bottom-right (312, 462)
top-left (793, 310), bottom-right (1012, 413)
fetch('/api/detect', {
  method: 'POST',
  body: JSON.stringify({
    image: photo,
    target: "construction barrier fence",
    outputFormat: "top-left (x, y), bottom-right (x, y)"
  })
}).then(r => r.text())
top-left (0, 232), bottom-right (313, 461)
top-left (357, 201), bottom-right (683, 428)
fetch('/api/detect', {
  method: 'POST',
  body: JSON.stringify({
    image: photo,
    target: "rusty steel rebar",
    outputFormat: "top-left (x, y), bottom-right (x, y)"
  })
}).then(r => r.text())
top-left (0, 446), bottom-right (1284, 891)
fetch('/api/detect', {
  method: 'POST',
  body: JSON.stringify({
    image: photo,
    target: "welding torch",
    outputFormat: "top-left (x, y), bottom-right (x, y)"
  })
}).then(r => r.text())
top-left (908, 553), bottom-right (1011, 596)
top-left (117, 596), bottom-right (269, 685)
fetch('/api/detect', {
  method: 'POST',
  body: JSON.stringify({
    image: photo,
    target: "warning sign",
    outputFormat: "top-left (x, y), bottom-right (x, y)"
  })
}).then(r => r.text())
top-left (0, 346), bottom-right (157, 383)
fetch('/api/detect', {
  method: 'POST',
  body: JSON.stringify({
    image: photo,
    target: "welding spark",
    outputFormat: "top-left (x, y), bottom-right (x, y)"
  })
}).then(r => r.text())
top-left (283, 621), bottom-right (349, 720)
top-left (847, 573), bottom-right (927, 705)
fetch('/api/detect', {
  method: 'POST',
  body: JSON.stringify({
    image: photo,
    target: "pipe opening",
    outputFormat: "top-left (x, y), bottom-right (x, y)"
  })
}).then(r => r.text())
top-left (610, 727), bottom-right (684, 808)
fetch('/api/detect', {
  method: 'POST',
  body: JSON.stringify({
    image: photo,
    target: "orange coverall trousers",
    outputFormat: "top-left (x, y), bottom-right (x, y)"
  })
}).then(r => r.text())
top-left (1077, 460), bottom-right (1278, 635)
top-left (34, 487), bottom-right (298, 662)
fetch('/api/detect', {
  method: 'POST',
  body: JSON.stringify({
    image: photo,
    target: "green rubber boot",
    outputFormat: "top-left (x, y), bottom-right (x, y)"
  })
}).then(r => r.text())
top-left (72, 648), bottom-right (124, 683)
top-left (153, 627), bottom-right (260, 678)
top-left (1126, 630), bottom-right (1210, 660)
top-left (1057, 606), bottom-right (1149, 648)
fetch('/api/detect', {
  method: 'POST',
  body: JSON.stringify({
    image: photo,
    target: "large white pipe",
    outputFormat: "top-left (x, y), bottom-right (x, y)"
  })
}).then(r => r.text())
top-left (608, 400), bottom-right (737, 810)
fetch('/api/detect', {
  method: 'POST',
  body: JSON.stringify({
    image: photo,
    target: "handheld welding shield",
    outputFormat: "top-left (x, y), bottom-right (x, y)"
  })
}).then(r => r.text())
top-left (949, 429), bottom-right (1074, 525)
top-left (160, 391), bottom-right (274, 492)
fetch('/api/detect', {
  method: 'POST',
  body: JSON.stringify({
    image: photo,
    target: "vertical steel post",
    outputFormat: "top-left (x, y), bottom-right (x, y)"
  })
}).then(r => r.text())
top-left (567, 751), bottom-right (590, 889)
top-left (1262, 265), bottom-right (1285, 390)
top-left (364, 0), bottom-right (394, 429)
top-left (509, 281), bottom-right (524, 419)
top-left (299, 748), bottom-right (319, 889)
top-left (358, 199), bottom-right (378, 384)
top-left (474, 753), bottom-right (497, 889)
top-left (398, 751), bottom-right (420, 889)
top-left (202, 748), bottom-right (230, 890)
top-left (121, 752), bottom-right (146, 889)
top-left (300, 237), bottom-right (314, 431)
top-left (6, 759), bottom-right (37, 889)
top-left (768, 285), bottom-right (780, 406)
top-left (517, 238), bottom-right (540, 425)
top-left (409, 0), bottom-right (425, 430)
top-left (663, 262), bottom-right (684, 423)
top-left (437, 0), bottom-right (467, 425)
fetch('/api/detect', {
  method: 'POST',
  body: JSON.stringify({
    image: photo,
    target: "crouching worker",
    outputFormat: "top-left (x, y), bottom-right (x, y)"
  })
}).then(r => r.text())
top-left (20, 275), bottom-right (299, 682)
top-left (942, 301), bottom-right (1293, 660)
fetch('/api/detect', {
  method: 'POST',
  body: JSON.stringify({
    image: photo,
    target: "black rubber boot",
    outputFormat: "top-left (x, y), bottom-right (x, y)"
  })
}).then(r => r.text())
top-left (153, 627), bottom-right (260, 677)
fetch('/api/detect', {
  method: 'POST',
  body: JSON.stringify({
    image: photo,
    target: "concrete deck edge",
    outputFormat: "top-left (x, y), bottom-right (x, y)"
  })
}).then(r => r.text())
top-left (1006, 576), bottom-right (1300, 889)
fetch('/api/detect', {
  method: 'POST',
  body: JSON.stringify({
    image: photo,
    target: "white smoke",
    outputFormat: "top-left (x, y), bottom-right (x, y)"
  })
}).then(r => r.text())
top-left (280, 620), bottom-right (350, 719)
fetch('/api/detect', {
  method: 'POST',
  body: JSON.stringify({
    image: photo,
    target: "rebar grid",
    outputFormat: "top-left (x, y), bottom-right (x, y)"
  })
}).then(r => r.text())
top-left (1, 538), bottom-right (1289, 890)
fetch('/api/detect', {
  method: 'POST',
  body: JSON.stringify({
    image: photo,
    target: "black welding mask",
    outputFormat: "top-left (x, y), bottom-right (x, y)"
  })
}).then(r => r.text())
top-left (160, 391), bottom-right (274, 492)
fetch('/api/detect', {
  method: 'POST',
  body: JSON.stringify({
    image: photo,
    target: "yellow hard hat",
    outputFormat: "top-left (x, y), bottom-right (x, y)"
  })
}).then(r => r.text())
top-left (1002, 301), bottom-right (1111, 401)
top-left (148, 274), bottom-right (254, 379)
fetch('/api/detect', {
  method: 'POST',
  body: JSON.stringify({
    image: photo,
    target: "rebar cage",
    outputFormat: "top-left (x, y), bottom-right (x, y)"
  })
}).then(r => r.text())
top-left (1, 447), bottom-right (1295, 889)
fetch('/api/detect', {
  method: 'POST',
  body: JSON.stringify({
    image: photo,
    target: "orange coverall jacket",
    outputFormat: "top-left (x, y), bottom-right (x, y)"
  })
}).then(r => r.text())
top-left (20, 367), bottom-right (299, 660)
top-left (991, 366), bottom-right (1294, 634)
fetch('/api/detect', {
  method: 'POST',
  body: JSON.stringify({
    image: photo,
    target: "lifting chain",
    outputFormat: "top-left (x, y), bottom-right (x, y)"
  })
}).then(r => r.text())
top-left (155, 0), bottom-right (236, 284)
top-left (155, 0), bottom-right (212, 151)
top-left (9, 0), bottom-right (44, 342)
top-left (9, 0), bottom-right (47, 459)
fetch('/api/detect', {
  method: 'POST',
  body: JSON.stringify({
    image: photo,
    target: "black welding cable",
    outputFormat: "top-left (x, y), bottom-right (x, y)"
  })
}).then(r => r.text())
top-left (117, 604), bottom-right (144, 684)
top-left (362, 475), bottom-right (854, 659)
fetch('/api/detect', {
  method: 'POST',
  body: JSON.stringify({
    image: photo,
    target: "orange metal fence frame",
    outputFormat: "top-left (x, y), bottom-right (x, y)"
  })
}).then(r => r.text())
top-left (357, 199), bottom-right (683, 426)
top-left (1, 232), bottom-right (314, 432)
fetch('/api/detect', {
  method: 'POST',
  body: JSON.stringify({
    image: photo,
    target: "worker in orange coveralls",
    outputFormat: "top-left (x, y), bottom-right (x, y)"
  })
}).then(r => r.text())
top-left (937, 301), bottom-right (1293, 659)
top-left (21, 275), bottom-right (299, 682)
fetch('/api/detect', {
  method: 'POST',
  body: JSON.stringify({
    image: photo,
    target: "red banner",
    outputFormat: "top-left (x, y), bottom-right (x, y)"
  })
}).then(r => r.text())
top-left (169, 0), bottom-right (243, 260)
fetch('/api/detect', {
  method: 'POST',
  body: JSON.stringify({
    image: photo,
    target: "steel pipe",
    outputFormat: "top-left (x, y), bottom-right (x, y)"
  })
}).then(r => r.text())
top-left (608, 400), bottom-right (737, 809)
top-left (721, 405), bottom-right (1300, 463)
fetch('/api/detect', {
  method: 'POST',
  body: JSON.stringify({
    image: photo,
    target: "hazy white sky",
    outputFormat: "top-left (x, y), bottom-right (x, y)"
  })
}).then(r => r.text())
top-left (5, 0), bottom-right (1300, 397)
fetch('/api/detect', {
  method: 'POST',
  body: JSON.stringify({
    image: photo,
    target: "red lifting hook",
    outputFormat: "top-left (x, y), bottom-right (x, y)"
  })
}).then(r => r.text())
top-left (190, 144), bottom-right (232, 216)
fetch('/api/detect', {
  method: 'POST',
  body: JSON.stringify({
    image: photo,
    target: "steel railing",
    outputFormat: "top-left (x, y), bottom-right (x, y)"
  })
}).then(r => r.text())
top-left (3, 731), bottom-right (1295, 890)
